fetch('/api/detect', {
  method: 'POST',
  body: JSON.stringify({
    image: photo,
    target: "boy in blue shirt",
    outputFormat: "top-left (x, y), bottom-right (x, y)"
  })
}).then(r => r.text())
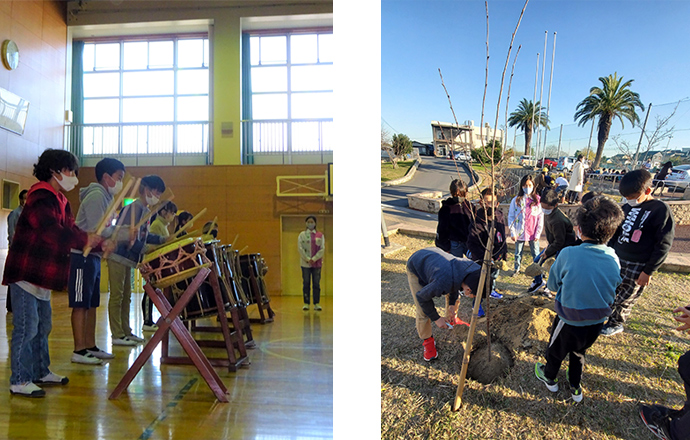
top-left (535, 196), bottom-right (625, 402)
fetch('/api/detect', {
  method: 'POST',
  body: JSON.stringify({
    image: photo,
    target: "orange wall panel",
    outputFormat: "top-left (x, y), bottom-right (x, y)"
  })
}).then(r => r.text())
top-left (68, 164), bottom-right (332, 296)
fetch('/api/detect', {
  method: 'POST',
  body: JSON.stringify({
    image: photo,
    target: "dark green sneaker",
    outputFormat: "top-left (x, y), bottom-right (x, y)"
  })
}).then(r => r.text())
top-left (535, 362), bottom-right (558, 392)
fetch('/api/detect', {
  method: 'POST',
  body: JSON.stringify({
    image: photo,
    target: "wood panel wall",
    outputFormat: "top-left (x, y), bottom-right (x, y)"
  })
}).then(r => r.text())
top-left (0, 0), bottom-right (67, 253)
top-left (67, 163), bottom-right (332, 296)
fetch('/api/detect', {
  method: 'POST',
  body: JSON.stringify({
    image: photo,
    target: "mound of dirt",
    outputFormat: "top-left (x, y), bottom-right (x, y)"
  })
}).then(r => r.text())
top-left (488, 296), bottom-right (557, 353)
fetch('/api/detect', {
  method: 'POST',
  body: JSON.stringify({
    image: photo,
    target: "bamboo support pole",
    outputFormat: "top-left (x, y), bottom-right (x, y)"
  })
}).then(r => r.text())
top-left (452, 246), bottom-right (492, 411)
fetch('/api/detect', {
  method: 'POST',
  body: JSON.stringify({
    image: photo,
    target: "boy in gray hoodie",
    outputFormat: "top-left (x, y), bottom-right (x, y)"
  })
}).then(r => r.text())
top-left (406, 247), bottom-right (481, 361)
top-left (68, 158), bottom-right (125, 365)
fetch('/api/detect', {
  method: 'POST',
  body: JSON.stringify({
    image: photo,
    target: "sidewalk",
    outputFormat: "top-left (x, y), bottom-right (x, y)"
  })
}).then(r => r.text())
top-left (383, 220), bottom-right (690, 274)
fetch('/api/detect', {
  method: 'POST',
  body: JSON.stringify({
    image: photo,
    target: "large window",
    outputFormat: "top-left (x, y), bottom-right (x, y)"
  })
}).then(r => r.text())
top-left (245, 30), bottom-right (333, 161)
top-left (78, 36), bottom-right (210, 157)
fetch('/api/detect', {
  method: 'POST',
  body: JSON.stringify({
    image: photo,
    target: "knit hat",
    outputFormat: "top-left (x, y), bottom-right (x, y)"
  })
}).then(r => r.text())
top-left (462, 269), bottom-right (482, 298)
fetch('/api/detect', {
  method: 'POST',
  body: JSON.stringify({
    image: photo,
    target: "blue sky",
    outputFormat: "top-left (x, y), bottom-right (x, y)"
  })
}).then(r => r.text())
top-left (381, 0), bottom-right (690, 155)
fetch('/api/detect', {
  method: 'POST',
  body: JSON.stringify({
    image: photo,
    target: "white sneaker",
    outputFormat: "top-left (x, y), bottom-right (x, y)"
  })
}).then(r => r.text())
top-left (35, 372), bottom-right (69, 385)
top-left (71, 352), bottom-right (103, 365)
top-left (87, 347), bottom-right (115, 360)
top-left (10, 382), bottom-right (45, 397)
top-left (127, 334), bottom-right (145, 343)
top-left (142, 324), bottom-right (158, 332)
top-left (314, 304), bottom-right (322, 311)
top-left (112, 337), bottom-right (138, 346)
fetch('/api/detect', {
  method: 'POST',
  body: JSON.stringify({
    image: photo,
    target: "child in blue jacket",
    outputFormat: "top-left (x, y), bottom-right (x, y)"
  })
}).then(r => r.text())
top-left (535, 196), bottom-right (624, 402)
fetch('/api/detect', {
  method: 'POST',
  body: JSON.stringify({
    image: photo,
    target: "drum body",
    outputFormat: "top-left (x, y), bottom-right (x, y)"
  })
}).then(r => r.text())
top-left (139, 237), bottom-right (210, 288)
top-left (239, 253), bottom-right (270, 304)
top-left (203, 239), bottom-right (234, 310)
top-left (220, 246), bottom-right (250, 306)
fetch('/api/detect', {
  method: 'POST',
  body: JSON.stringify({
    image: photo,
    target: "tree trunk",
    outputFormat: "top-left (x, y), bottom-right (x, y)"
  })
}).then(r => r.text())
top-left (523, 124), bottom-right (532, 156)
top-left (592, 115), bottom-right (612, 170)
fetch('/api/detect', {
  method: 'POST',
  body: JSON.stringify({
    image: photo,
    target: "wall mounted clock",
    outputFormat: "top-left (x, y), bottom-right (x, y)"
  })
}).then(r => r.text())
top-left (1, 40), bottom-right (19, 70)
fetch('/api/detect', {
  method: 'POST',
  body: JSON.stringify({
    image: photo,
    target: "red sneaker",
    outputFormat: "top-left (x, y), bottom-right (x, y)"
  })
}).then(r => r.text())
top-left (423, 337), bottom-right (437, 361)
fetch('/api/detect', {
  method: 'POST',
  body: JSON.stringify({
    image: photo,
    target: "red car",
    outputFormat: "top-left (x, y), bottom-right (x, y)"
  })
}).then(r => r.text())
top-left (537, 157), bottom-right (558, 169)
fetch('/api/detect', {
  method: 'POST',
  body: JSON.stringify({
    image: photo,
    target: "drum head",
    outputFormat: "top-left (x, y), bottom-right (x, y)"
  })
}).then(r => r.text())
top-left (142, 236), bottom-right (199, 264)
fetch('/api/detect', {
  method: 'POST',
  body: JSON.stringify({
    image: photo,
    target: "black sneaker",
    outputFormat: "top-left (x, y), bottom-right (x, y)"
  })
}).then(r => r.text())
top-left (639, 404), bottom-right (672, 440)
top-left (527, 279), bottom-right (546, 294)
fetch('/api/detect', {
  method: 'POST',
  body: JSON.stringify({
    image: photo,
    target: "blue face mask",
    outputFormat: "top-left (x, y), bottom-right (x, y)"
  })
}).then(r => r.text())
top-left (542, 208), bottom-right (553, 215)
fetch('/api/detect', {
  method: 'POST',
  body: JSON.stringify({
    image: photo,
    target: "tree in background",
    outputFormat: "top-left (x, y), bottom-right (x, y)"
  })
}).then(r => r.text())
top-left (471, 139), bottom-right (503, 164)
top-left (574, 73), bottom-right (644, 170)
top-left (381, 126), bottom-right (397, 167)
top-left (574, 149), bottom-right (596, 162)
top-left (508, 98), bottom-right (549, 156)
top-left (392, 133), bottom-right (413, 159)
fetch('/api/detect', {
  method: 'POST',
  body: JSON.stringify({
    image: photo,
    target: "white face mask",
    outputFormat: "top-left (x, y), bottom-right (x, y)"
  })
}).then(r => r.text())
top-left (306, 222), bottom-right (316, 230)
top-left (145, 192), bottom-right (160, 206)
top-left (108, 179), bottom-right (123, 196)
top-left (626, 198), bottom-right (640, 207)
top-left (56, 172), bottom-right (79, 192)
top-left (542, 208), bottom-right (553, 215)
top-left (523, 186), bottom-right (533, 195)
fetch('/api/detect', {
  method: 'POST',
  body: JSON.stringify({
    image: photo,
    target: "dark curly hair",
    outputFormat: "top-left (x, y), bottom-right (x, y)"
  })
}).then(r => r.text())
top-left (575, 196), bottom-right (624, 244)
top-left (33, 149), bottom-right (79, 182)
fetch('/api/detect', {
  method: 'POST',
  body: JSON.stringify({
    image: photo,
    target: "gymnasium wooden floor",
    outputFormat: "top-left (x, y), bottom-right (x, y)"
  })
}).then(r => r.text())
top-left (0, 288), bottom-right (333, 440)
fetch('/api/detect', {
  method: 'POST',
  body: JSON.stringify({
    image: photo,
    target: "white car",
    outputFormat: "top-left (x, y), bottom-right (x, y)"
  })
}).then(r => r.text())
top-left (452, 151), bottom-right (472, 162)
top-left (664, 164), bottom-right (690, 190)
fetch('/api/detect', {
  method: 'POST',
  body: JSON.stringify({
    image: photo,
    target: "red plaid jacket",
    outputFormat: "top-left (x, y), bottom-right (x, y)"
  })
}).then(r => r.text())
top-left (2, 182), bottom-right (88, 291)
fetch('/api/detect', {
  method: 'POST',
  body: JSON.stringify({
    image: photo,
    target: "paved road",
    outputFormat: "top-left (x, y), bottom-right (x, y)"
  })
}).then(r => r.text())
top-left (381, 157), bottom-right (474, 206)
top-left (381, 157), bottom-right (474, 230)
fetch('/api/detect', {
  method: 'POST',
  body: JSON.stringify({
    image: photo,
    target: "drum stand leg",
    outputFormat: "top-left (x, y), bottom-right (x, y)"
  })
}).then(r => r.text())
top-left (110, 268), bottom-right (229, 403)
top-left (161, 272), bottom-right (249, 372)
top-left (248, 271), bottom-right (274, 324)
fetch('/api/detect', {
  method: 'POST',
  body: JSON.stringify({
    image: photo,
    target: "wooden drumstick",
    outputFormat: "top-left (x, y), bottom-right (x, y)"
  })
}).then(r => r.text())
top-left (238, 245), bottom-right (249, 254)
top-left (102, 178), bottom-right (141, 258)
top-left (171, 207), bottom-right (208, 239)
top-left (83, 177), bottom-right (135, 257)
top-left (230, 234), bottom-right (239, 249)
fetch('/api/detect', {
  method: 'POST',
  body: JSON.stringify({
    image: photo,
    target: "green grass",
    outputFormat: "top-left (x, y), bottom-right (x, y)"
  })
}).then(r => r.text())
top-left (381, 160), bottom-right (415, 182)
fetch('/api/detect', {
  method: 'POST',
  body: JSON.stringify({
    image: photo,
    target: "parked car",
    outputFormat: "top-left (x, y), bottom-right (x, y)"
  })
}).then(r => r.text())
top-left (519, 155), bottom-right (535, 167)
top-left (537, 157), bottom-right (558, 169)
top-left (664, 164), bottom-right (690, 191)
top-left (450, 151), bottom-right (472, 161)
top-left (556, 156), bottom-right (575, 172)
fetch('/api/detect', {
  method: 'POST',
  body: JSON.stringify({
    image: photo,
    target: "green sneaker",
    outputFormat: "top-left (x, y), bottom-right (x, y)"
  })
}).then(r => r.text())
top-left (566, 367), bottom-right (583, 402)
top-left (535, 362), bottom-right (558, 392)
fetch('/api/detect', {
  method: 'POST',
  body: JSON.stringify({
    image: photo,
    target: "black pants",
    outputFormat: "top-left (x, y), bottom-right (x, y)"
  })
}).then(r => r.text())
top-left (671, 350), bottom-right (690, 439)
top-left (302, 267), bottom-right (321, 305)
top-left (142, 288), bottom-right (154, 326)
top-left (543, 316), bottom-right (603, 388)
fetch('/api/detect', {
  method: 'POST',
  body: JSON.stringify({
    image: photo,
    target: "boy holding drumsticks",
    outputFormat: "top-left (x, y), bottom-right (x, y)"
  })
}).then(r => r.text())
top-left (107, 175), bottom-right (168, 346)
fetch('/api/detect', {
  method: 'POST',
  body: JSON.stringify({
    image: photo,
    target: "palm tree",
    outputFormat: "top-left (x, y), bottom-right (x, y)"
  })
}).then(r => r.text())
top-left (574, 73), bottom-right (644, 170)
top-left (508, 99), bottom-right (549, 156)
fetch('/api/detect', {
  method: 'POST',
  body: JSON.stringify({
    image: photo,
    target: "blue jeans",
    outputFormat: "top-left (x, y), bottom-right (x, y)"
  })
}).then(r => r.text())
top-left (514, 240), bottom-right (540, 272)
top-left (10, 283), bottom-right (52, 385)
top-left (450, 241), bottom-right (468, 258)
top-left (302, 267), bottom-right (321, 305)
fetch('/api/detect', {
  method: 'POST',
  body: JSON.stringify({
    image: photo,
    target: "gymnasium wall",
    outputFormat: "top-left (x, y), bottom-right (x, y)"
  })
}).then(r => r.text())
top-left (68, 163), bottom-right (333, 296)
top-left (0, 0), bottom-right (68, 251)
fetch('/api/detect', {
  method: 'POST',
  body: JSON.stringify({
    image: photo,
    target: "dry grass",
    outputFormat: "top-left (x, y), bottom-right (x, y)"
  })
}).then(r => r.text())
top-left (381, 234), bottom-right (690, 439)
